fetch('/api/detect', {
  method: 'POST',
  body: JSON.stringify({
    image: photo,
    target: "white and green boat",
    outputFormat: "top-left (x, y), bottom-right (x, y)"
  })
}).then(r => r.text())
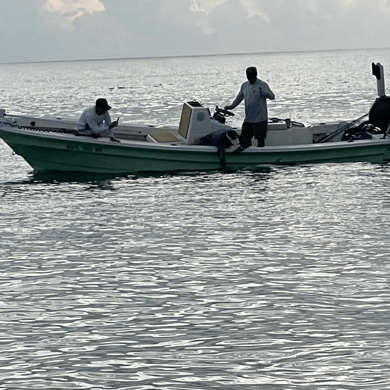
top-left (1, 63), bottom-right (390, 175)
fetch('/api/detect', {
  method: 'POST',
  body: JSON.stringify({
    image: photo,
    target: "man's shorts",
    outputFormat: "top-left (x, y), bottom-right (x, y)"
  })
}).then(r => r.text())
top-left (241, 121), bottom-right (268, 141)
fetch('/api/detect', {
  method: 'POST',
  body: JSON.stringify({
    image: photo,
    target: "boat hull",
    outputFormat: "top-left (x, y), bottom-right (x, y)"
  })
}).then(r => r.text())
top-left (1, 126), bottom-right (390, 174)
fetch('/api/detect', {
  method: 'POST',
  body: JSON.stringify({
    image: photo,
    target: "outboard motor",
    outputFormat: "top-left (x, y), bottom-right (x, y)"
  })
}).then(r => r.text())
top-left (368, 96), bottom-right (390, 133)
top-left (341, 97), bottom-right (390, 141)
top-left (341, 63), bottom-right (390, 141)
top-left (369, 62), bottom-right (390, 134)
top-left (340, 97), bottom-right (390, 141)
top-left (319, 62), bottom-right (390, 143)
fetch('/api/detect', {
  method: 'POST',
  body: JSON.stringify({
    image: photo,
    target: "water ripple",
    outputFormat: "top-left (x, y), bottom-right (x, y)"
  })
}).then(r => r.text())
top-left (2, 51), bottom-right (390, 389)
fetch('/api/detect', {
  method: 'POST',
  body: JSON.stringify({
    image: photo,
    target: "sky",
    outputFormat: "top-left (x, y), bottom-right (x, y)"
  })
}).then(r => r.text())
top-left (1, 0), bottom-right (390, 63)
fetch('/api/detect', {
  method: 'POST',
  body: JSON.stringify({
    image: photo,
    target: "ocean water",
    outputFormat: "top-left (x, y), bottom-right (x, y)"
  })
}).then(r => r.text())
top-left (1, 49), bottom-right (390, 389)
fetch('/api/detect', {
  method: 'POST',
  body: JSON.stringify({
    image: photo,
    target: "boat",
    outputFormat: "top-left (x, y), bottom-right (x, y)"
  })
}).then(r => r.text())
top-left (1, 63), bottom-right (390, 175)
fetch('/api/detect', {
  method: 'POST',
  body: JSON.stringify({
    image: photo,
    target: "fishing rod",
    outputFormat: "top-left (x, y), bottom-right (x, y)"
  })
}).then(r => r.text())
top-left (315, 112), bottom-right (368, 143)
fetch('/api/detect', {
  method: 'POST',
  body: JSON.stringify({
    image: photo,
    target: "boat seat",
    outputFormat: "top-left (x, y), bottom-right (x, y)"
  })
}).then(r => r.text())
top-left (146, 101), bottom-right (233, 144)
top-left (147, 132), bottom-right (182, 143)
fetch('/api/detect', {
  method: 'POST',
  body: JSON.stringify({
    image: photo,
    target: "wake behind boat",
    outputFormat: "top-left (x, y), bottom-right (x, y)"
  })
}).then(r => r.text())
top-left (1, 63), bottom-right (390, 175)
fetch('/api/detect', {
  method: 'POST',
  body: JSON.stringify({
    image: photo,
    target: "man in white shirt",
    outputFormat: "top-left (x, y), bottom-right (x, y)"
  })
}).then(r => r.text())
top-left (75, 98), bottom-right (120, 142)
top-left (225, 67), bottom-right (275, 147)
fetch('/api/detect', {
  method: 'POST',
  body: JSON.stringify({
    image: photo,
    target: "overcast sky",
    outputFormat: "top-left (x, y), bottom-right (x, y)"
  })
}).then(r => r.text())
top-left (1, 0), bottom-right (389, 63)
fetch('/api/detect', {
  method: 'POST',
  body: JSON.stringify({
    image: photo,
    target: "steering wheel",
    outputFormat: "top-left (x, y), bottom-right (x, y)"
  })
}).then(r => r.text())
top-left (215, 106), bottom-right (235, 117)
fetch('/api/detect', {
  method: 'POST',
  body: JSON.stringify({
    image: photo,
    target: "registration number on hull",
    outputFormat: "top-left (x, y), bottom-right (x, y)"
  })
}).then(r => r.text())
top-left (67, 144), bottom-right (103, 153)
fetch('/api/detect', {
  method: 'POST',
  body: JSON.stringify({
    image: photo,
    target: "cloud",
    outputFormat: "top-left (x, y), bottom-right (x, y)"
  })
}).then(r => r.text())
top-left (190, 0), bottom-right (228, 14)
top-left (44, 0), bottom-right (105, 30)
top-left (379, 0), bottom-right (390, 13)
top-left (241, 0), bottom-right (270, 23)
top-left (190, 0), bottom-right (229, 34)
top-left (190, 0), bottom-right (271, 35)
top-left (190, 0), bottom-right (269, 21)
top-left (45, 0), bottom-right (105, 14)
top-left (2, 0), bottom-right (390, 63)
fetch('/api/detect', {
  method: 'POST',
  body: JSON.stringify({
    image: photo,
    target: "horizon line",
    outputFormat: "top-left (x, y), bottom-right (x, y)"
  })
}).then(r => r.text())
top-left (1, 46), bottom-right (389, 66)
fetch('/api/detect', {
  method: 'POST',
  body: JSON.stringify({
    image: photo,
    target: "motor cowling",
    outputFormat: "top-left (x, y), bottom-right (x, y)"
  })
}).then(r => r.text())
top-left (368, 96), bottom-right (390, 132)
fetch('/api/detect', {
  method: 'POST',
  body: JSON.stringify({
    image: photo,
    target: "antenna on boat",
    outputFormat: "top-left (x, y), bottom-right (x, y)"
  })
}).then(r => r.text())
top-left (372, 62), bottom-right (386, 97)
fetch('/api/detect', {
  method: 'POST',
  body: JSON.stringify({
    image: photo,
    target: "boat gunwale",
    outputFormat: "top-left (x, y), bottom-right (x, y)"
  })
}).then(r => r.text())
top-left (1, 123), bottom-right (390, 154)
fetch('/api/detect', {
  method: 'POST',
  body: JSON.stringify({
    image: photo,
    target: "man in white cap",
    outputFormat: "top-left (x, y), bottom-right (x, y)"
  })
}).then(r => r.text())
top-left (225, 66), bottom-right (275, 147)
top-left (75, 98), bottom-right (120, 142)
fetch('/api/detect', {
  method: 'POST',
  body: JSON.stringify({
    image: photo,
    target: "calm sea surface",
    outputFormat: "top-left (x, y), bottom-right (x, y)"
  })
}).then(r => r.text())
top-left (1, 49), bottom-right (390, 389)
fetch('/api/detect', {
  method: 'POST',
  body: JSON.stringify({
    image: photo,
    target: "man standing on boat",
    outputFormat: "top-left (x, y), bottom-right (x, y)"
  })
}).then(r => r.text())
top-left (75, 98), bottom-right (120, 142)
top-left (225, 66), bottom-right (275, 147)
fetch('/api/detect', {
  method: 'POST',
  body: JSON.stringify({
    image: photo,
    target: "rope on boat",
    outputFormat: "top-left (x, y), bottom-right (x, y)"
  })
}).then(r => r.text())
top-left (315, 113), bottom-right (369, 143)
top-left (0, 119), bottom-right (76, 134)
